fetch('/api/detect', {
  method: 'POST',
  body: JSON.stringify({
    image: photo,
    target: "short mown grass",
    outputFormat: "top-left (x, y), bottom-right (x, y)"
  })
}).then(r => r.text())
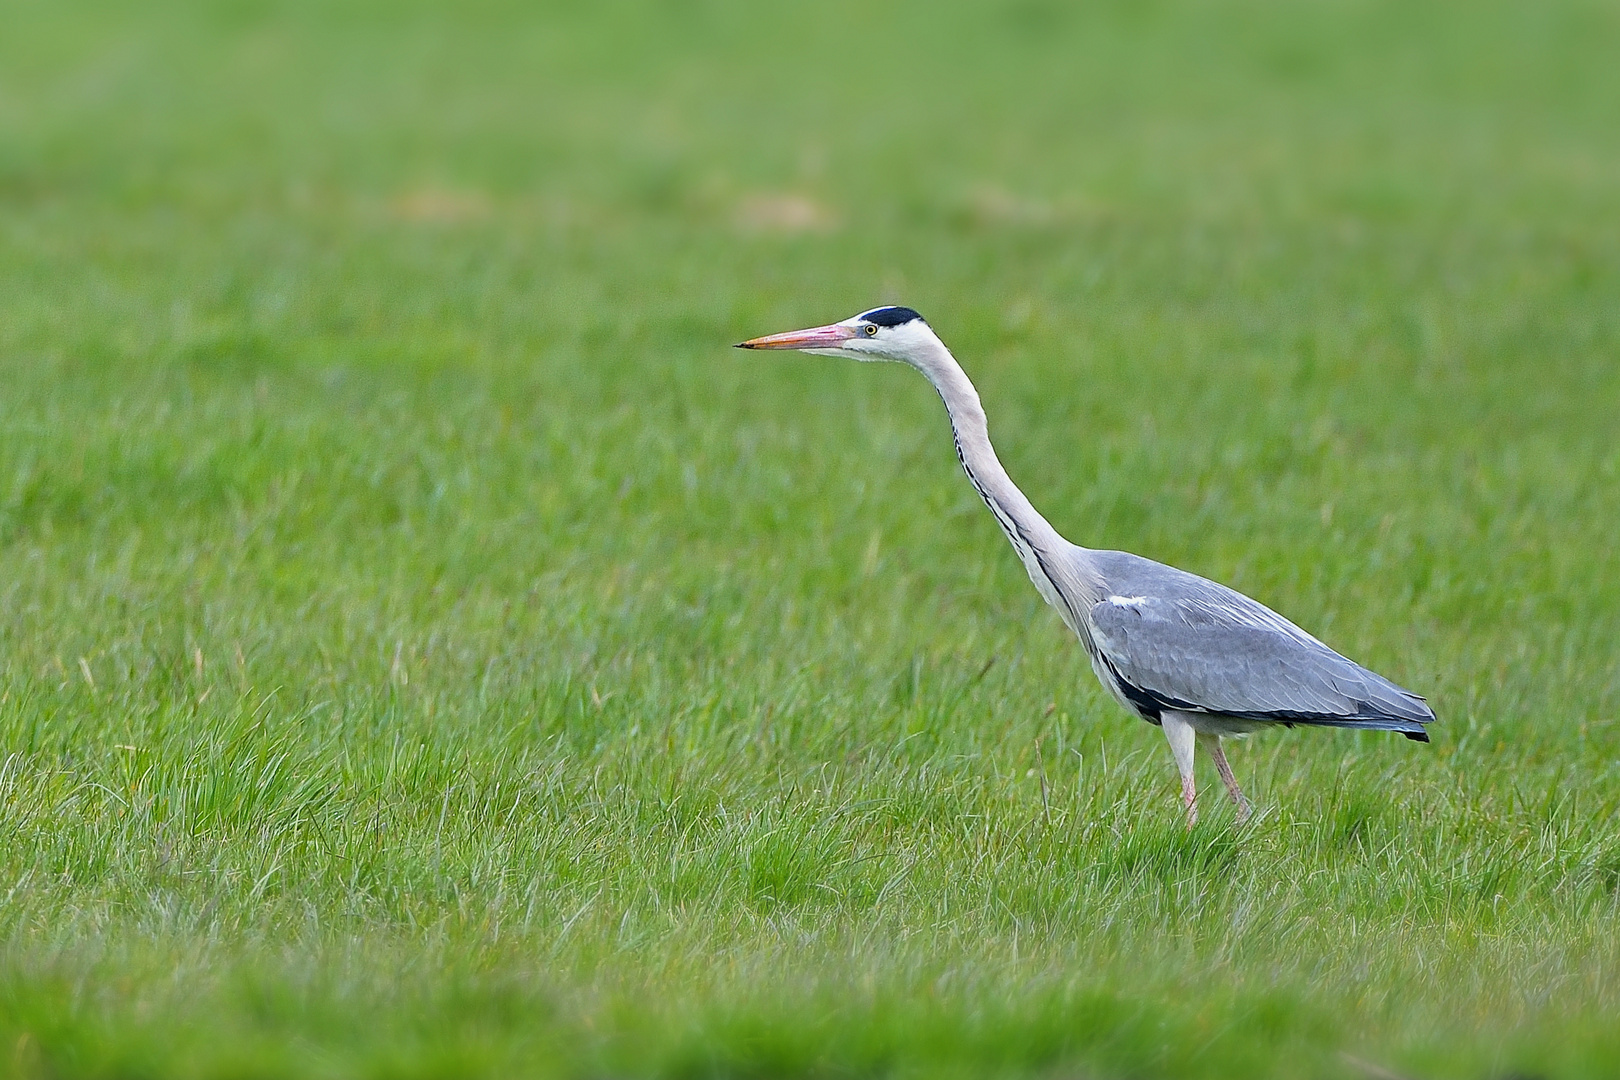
top-left (2, 0), bottom-right (1618, 1076)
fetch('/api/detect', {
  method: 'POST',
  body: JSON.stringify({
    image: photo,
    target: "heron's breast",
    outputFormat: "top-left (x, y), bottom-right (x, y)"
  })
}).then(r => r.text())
top-left (1084, 650), bottom-right (1154, 719)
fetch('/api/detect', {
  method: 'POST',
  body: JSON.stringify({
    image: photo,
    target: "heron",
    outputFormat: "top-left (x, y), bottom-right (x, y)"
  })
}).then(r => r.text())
top-left (738, 306), bottom-right (1433, 824)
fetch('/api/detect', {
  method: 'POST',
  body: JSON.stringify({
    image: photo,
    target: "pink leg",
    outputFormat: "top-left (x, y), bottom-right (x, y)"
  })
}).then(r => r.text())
top-left (1163, 712), bottom-right (1198, 827)
top-left (1199, 734), bottom-right (1252, 822)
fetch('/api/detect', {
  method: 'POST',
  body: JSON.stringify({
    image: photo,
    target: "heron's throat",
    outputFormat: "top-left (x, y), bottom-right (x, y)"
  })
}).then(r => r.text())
top-left (915, 342), bottom-right (1067, 564)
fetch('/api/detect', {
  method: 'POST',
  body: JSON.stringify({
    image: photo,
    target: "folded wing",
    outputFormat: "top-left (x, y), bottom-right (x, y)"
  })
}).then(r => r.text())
top-left (1085, 551), bottom-right (1433, 740)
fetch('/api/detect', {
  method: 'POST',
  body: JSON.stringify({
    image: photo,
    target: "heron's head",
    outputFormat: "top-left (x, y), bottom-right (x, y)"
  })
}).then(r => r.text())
top-left (735, 306), bottom-right (938, 366)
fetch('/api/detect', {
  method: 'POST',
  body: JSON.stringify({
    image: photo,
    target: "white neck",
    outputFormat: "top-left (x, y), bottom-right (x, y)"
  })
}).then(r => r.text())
top-left (909, 336), bottom-right (1073, 565)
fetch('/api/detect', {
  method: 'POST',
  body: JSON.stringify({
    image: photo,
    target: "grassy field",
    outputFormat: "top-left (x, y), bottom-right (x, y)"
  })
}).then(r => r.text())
top-left (3, 0), bottom-right (1619, 1076)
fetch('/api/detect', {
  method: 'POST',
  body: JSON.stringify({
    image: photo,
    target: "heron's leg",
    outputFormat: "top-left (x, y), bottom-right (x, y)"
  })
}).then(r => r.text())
top-left (1199, 734), bottom-right (1252, 822)
top-left (1161, 712), bottom-right (1198, 827)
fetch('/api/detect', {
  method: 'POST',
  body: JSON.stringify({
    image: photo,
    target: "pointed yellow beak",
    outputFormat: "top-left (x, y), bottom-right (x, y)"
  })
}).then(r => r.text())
top-left (735, 323), bottom-right (858, 350)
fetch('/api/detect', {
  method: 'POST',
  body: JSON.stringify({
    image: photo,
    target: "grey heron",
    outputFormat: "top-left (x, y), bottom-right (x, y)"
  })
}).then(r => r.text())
top-left (738, 306), bottom-right (1433, 824)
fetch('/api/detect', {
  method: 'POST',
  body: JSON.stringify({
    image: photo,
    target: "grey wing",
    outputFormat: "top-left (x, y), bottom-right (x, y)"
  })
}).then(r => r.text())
top-left (1085, 551), bottom-right (1433, 740)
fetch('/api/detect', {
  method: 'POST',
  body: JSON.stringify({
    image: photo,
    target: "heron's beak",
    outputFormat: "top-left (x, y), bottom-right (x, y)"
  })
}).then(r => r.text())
top-left (735, 323), bottom-right (857, 350)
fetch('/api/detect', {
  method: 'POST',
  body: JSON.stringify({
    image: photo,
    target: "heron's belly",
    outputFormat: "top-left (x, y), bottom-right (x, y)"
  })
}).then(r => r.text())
top-left (1168, 711), bottom-right (1267, 737)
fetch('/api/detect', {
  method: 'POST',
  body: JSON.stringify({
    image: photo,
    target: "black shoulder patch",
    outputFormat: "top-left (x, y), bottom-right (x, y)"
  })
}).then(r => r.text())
top-left (859, 306), bottom-right (925, 327)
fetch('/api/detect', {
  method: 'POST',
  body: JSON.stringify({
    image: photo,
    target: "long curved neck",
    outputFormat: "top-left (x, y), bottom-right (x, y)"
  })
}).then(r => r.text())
top-left (912, 338), bottom-right (1070, 559)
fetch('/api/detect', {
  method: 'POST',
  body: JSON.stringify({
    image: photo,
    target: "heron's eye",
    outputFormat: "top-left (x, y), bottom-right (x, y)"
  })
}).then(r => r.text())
top-left (863, 324), bottom-right (878, 337)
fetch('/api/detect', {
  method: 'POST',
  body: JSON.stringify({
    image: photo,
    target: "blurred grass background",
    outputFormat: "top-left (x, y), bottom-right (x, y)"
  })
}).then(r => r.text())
top-left (2, 0), bottom-right (1619, 1077)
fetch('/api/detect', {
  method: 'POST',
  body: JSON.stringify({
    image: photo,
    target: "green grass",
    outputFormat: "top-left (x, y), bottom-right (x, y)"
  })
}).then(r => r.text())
top-left (2, 0), bottom-right (1619, 1076)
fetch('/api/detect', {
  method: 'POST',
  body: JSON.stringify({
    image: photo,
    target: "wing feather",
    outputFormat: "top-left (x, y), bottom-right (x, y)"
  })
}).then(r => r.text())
top-left (1085, 551), bottom-right (1433, 733)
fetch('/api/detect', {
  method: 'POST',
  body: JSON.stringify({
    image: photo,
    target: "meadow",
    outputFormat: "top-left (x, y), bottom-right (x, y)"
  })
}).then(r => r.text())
top-left (2, 1), bottom-right (1618, 1076)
